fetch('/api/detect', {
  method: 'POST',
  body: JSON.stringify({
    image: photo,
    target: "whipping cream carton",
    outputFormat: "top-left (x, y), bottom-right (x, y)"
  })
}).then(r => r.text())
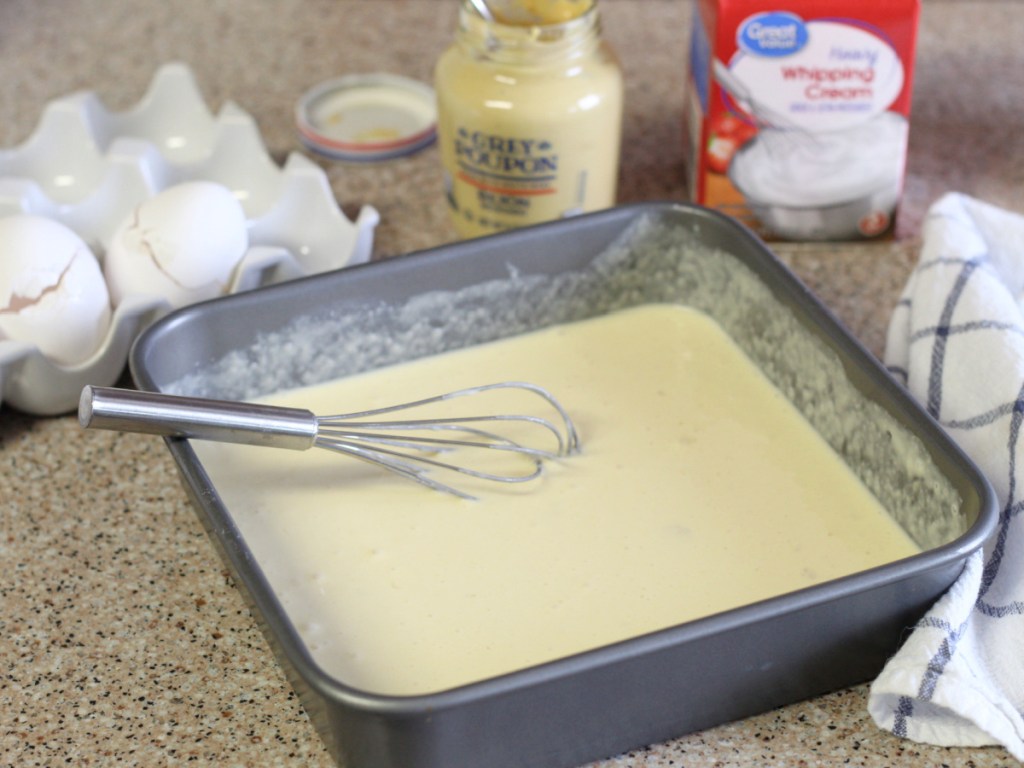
top-left (684, 0), bottom-right (920, 240)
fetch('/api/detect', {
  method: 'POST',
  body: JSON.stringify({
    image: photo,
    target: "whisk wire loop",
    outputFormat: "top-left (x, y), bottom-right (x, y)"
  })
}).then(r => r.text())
top-left (80, 382), bottom-right (579, 500)
top-left (317, 381), bottom-right (580, 455)
top-left (315, 434), bottom-right (545, 501)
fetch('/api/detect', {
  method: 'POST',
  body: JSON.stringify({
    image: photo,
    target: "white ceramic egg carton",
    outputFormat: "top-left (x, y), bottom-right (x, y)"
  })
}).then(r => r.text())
top-left (0, 62), bottom-right (379, 415)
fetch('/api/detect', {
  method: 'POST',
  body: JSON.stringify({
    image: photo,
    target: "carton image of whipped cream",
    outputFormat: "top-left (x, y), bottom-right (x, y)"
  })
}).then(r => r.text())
top-left (729, 112), bottom-right (908, 208)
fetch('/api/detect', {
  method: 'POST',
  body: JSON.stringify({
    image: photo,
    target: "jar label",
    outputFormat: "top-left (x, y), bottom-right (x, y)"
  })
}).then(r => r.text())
top-left (449, 127), bottom-right (572, 229)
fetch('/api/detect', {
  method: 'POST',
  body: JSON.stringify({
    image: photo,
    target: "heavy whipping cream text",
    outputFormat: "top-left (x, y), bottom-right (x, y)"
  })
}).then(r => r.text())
top-left (684, 1), bottom-right (919, 240)
top-left (436, 0), bottom-right (622, 238)
top-left (782, 63), bottom-right (877, 101)
top-left (775, 47), bottom-right (888, 108)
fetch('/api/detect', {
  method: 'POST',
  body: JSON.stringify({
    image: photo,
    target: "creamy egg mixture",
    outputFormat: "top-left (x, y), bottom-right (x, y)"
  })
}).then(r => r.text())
top-left (194, 303), bottom-right (919, 695)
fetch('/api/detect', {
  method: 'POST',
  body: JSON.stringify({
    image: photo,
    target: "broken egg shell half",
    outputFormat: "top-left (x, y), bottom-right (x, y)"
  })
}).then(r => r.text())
top-left (0, 214), bottom-right (112, 366)
top-left (104, 180), bottom-right (249, 309)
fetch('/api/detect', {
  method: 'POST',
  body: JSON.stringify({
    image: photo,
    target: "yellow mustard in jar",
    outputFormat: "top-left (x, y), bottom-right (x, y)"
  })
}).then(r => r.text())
top-left (489, 0), bottom-right (594, 25)
top-left (435, 0), bottom-right (623, 238)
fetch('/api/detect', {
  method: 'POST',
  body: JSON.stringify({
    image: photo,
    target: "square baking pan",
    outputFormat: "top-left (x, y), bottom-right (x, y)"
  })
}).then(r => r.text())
top-left (129, 202), bottom-right (997, 768)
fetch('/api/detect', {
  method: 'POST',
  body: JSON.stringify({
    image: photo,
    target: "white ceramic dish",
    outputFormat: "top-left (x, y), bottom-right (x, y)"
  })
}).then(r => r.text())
top-left (0, 62), bottom-right (378, 415)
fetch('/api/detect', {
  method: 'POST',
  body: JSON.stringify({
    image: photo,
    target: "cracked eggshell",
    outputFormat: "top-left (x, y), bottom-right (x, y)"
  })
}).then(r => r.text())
top-left (105, 180), bottom-right (249, 309)
top-left (0, 214), bottom-right (112, 366)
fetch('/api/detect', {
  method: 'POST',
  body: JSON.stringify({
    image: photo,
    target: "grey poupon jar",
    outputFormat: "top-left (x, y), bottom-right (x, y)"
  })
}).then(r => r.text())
top-left (435, 0), bottom-right (623, 238)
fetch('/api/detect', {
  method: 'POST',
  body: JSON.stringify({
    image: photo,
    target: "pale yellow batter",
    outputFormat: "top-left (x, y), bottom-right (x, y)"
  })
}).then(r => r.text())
top-left (194, 304), bottom-right (919, 695)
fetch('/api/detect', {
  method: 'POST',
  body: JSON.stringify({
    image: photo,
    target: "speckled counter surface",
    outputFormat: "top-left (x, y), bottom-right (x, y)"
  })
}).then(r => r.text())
top-left (3, 1), bottom-right (1024, 766)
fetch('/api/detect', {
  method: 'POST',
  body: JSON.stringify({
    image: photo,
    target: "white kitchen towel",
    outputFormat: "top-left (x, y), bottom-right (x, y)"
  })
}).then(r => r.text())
top-left (869, 192), bottom-right (1024, 760)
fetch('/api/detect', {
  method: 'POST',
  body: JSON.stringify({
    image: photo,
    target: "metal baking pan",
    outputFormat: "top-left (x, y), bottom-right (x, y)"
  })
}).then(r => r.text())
top-left (130, 202), bottom-right (997, 768)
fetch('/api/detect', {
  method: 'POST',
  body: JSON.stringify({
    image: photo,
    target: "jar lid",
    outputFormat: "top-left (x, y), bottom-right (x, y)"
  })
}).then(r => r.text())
top-left (296, 73), bottom-right (437, 162)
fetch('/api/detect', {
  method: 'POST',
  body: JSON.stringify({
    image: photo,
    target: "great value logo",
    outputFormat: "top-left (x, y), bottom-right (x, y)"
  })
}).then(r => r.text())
top-left (737, 12), bottom-right (808, 57)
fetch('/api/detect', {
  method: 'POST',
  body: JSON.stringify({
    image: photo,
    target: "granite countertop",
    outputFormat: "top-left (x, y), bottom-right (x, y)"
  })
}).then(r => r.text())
top-left (3, 1), bottom-right (1023, 765)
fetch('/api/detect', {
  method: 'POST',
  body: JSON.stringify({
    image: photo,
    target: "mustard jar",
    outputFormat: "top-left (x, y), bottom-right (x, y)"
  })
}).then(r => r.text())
top-left (435, 0), bottom-right (623, 238)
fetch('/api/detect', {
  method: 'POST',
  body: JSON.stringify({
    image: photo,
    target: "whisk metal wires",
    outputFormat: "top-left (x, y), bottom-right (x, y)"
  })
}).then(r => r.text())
top-left (79, 383), bottom-right (581, 500)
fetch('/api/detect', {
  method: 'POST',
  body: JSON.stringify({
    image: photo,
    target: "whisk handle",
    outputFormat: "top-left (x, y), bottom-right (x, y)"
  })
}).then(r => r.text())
top-left (79, 386), bottom-right (318, 451)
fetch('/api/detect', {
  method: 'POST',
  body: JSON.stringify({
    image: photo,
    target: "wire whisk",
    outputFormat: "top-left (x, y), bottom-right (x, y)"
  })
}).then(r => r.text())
top-left (79, 383), bottom-right (581, 500)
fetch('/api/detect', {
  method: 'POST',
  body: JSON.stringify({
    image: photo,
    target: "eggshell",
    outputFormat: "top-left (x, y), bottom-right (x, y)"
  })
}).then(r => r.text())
top-left (0, 214), bottom-right (112, 366)
top-left (104, 180), bottom-right (249, 308)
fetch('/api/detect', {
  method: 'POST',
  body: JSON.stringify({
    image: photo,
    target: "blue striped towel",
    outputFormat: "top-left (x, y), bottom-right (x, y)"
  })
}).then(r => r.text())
top-left (869, 192), bottom-right (1024, 759)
